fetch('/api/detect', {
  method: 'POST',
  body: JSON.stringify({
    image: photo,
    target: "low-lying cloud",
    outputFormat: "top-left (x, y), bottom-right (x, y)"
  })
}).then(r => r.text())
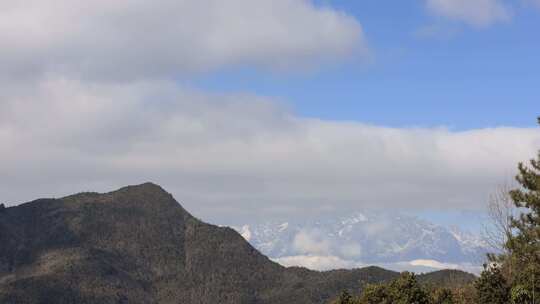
top-left (274, 255), bottom-right (483, 274)
top-left (1, 77), bottom-right (539, 222)
top-left (274, 255), bottom-right (359, 271)
top-left (293, 230), bottom-right (332, 256)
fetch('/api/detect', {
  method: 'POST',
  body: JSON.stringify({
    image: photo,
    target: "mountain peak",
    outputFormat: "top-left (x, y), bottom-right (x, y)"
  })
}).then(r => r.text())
top-left (118, 182), bottom-right (167, 193)
top-left (59, 182), bottom-right (178, 209)
top-left (112, 182), bottom-right (172, 199)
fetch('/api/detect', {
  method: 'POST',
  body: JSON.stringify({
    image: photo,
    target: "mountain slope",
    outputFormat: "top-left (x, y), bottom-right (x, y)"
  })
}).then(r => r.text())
top-left (0, 183), bottom-right (473, 304)
top-left (418, 269), bottom-right (477, 289)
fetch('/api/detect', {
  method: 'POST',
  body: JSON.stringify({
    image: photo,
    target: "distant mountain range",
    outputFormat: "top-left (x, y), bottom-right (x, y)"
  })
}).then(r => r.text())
top-left (0, 183), bottom-right (476, 303)
top-left (230, 211), bottom-right (489, 274)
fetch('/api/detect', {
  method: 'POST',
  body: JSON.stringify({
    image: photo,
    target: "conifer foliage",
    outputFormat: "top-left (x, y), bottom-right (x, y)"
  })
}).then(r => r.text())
top-left (332, 272), bottom-right (438, 304)
top-left (507, 117), bottom-right (540, 266)
top-left (504, 116), bottom-right (540, 303)
top-left (474, 265), bottom-right (509, 304)
top-left (477, 116), bottom-right (540, 304)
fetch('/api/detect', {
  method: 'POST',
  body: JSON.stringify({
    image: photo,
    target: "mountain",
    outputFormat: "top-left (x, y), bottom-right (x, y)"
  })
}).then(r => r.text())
top-left (230, 211), bottom-right (488, 273)
top-left (0, 183), bottom-right (473, 303)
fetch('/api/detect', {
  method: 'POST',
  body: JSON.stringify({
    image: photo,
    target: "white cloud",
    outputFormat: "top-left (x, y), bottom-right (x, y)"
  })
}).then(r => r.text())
top-left (274, 255), bottom-right (360, 270)
top-left (340, 243), bottom-right (362, 259)
top-left (238, 225), bottom-right (252, 241)
top-left (0, 0), bottom-right (366, 81)
top-left (1, 77), bottom-right (539, 221)
top-left (401, 260), bottom-right (483, 274)
top-left (425, 0), bottom-right (511, 27)
top-left (408, 259), bottom-right (459, 269)
top-left (293, 230), bottom-right (332, 255)
top-left (273, 256), bottom-right (483, 273)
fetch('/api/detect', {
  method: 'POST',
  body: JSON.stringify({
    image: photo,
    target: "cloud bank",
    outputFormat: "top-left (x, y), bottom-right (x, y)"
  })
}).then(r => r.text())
top-left (1, 78), bottom-right (539, 222)
top-left (0, 0), bottom-right (366, 81)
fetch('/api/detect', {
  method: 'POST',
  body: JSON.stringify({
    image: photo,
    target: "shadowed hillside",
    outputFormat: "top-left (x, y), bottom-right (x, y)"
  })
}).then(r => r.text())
top-left (0, 183), bottom-right (473, 304)
top-left (418, 269), bottom-right (476, 289)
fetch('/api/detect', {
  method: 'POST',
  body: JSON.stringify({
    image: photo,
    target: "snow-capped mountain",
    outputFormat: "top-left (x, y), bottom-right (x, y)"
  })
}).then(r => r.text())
top-left (229, 211), bottom-right (489, 273)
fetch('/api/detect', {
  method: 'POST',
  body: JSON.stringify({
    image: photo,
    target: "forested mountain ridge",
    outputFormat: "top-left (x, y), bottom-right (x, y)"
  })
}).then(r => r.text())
top-left (0, 183), bottom-right (473, 304)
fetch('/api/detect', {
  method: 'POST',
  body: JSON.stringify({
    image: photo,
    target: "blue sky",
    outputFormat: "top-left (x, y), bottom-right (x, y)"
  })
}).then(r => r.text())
top-left (192, 0), bottom-right (539, 130)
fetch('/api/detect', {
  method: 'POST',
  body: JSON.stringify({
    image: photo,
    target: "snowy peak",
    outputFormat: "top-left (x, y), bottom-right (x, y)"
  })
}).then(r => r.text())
top-left (230, 211), bottom-right (488, 273)
top-left (238, 225), bottom-right (252, 241)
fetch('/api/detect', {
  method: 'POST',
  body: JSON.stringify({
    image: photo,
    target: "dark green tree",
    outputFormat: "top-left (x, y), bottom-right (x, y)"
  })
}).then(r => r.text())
top-left (474, 264), bottom-right (509, 304)
top-left (505, 116), bottom-right (540, 302)
top-left (334, 290), bottom-right (356, 304)
top-left (511, 284), bottom-right (532, 304)
top-left (358, 283), bottom-right (390, 304)
top-left (431, 287), bottom-right (454, 304)
top-left (388, 272), bottom-right (430, 304)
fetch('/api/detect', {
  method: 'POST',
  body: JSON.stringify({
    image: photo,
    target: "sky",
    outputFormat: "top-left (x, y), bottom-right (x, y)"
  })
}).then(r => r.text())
top-left (1, 0), bottom-right (540, 229)
top-left (193, 0), bottom-right (540, 129)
